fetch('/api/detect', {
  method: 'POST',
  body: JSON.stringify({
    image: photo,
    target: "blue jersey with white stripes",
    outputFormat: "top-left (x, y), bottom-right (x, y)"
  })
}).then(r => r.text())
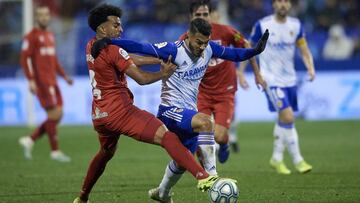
top-left (250, 15), bottom-right (305, 87)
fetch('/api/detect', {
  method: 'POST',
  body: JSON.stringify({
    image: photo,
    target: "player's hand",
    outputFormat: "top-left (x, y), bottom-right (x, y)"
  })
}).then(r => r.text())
top-left (237, 70), bottom-right (249, 90)
top-left (65, 77), bottom-right (74, 85)
top-left (160, 56), bottom-right (177, 78)
top-left (254, 29), bottom-right (269, 54)
top-left (91, 37), bottom-right (111, 59)
top-left (308, 68), bottom-right (315, 82)
top-left (29, 80), bottom-right (37, 94)
top-left (254, 73), bottom-right (267, 90)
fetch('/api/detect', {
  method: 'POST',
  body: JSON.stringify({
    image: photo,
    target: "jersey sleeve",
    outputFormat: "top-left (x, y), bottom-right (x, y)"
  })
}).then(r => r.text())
top-left (250, 21), bottom-right (262, 45)
top-left (108, 45), bottom-right (135, 72)
top-left (227, 26), bottom-right (246, 48)
top-left (209, 41), bottom-right (257, 62)
top-left (110, 39), bottom-right (177, 63)
top-left (20, 33), bottom-right (36, 80)
top-left (296, 22), bottom-right (306, 41)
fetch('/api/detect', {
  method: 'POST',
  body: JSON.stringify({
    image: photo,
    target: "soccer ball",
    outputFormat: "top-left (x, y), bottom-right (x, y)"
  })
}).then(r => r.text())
top-left (208, 178), bottom-right (239, 203)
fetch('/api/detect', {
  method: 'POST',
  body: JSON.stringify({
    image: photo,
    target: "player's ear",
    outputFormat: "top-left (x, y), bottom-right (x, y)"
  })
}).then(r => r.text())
top-left (97, 25), bottom-right (106, 36)
top-left (186, 31), bottom-right (191, 38)
top-left (189, 14), bottom-right (193, 21)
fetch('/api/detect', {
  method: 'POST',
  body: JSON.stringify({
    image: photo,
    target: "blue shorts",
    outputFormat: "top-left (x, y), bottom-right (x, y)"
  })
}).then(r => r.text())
top-left (265, 86), bottom-right (298, 112)
top-left (157, 105), bottom-right (198, 153)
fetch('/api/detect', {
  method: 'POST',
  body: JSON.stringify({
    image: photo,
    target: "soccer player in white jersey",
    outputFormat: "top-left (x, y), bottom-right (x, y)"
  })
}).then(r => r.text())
top-left (249, 0), bottom-right (315, 175)
top-left (91, 18), bottom-right (269, 201)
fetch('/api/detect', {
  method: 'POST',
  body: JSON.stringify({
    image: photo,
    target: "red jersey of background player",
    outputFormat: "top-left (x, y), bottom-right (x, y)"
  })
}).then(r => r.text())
top-left (86, 38), bottom-right (135, 123)
top-left (179, 23), bottom-right (246, 95)
top-left (20, 28), bottom-right (67, 86)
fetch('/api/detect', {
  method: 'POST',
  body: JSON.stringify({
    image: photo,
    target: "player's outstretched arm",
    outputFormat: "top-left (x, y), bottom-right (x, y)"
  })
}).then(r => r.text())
top-left (90, 37), bottom-right (177, 63)
top-left (210, 29), bottom-right (269, 62)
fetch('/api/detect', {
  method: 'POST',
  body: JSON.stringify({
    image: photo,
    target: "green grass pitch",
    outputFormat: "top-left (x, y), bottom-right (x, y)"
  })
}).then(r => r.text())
top-left (0, 120), bottom-right (359, 203)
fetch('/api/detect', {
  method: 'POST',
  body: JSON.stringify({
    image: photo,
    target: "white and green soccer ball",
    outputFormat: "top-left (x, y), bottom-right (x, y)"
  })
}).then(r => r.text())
top-left (208, 178), bottom-right (239, 203)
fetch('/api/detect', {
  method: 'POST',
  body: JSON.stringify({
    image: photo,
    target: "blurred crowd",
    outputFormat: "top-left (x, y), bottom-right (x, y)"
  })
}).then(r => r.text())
top-left (123, 0), bottom-right (360, 34)
top-left (0, 0), bottom-right (359, 76)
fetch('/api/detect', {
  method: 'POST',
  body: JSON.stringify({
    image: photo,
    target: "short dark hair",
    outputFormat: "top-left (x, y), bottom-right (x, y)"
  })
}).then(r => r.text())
top-left (88, 4), bottom-right (122, 32)
top-left (189, 0), bottom-right (212, 14)
top-left (189, 18), bottom-right (212, 36)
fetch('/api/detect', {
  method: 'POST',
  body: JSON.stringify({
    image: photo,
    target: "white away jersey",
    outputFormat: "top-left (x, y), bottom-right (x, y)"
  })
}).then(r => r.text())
top-left (250, 15), bottom-right (305, 87)
top-left (160, 41), bottom-right (213, 110)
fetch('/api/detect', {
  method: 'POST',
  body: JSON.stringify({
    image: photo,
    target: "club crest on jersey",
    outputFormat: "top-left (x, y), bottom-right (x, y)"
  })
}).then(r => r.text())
top-left (154, 42), bottom-right (168, 49)
top-left (119, 48), bottom-right (129, 60)
top-left (276, 100), bottom-right (283, 108)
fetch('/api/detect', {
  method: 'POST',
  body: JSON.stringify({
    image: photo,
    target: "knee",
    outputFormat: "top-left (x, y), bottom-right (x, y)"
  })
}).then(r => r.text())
top-left (153, 125), bottom-right (167, 145)
top-left (214, 126), bottom-right (228, 144)
top-left (47, 107), bottom-right (63, 121)
top-left (198, 116), bottom-right (214, 132)
top-left (215, 133), bottom-right (228, 144)
top-left (280, 114), bottom-right (294, 124)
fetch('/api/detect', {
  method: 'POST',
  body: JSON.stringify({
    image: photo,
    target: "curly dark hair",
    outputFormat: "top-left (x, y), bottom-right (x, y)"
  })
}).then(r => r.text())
top-left (88, 4), bottom-right (122, 32)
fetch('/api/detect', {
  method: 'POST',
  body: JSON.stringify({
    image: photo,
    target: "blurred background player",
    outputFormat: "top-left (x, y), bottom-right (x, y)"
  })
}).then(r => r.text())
top-left (250, 0), bottom-right (315, 175)
top-left (73, 5), bottom-right (219, 203)
top-left (19, 5), bottom-right (73, 162)
top-left (179, 0), bottom-right (267, 163)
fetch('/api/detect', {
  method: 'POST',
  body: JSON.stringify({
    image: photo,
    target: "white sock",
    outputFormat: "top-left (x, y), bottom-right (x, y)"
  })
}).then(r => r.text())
top-left (271, 123), bottom-right (286, 162)
top-left (198, 132), bottom-right (217, 176)
top-left (229, 123), bottom-right (237, 143)
top-left (158, 160), bottom-right (184, 198)
top-left (282, 125), bottom-right (304, 164)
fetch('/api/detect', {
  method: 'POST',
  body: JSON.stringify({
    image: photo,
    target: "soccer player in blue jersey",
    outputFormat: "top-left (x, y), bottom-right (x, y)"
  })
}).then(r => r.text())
top-left (92, 17), bottom-right (269, 202)
top-left (249, 0), bottom-right (315, 175)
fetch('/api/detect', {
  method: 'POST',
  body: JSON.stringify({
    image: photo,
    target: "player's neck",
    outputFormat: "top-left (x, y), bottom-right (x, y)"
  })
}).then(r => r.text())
top-left (275, 14), bottom-right (287, 23)
top-left (95, 33), bottom-right (107, 40)
top-left (37, 25), bottom-right (48, 31)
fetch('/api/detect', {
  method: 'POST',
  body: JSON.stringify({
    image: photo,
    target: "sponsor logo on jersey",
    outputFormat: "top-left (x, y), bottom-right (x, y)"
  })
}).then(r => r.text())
top-left (92, 107), bottom-right (108, 120)
top-left (177, 64), bottom-right (207, 79)
top-left (268, 41), bottom-right (294, 49)
top-left (39, 47), bottom-right (55, 56)
top-left (154, 42), bottom-right (168, 49)
top-left (180, 61), bottom-right (188, 67)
